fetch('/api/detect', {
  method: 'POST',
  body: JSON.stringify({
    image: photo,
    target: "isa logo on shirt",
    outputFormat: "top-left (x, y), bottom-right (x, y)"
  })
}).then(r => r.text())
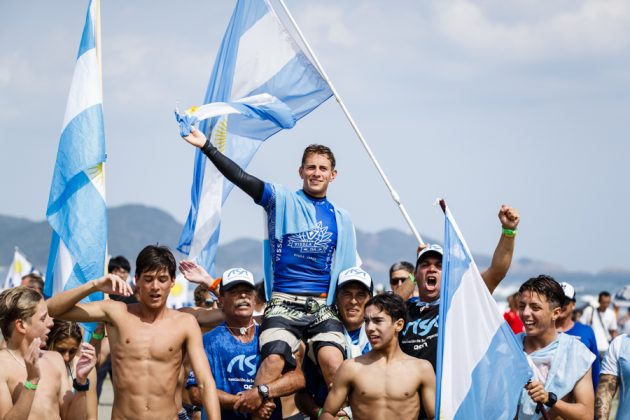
top-left (227, 354), bottom-right (257, 377)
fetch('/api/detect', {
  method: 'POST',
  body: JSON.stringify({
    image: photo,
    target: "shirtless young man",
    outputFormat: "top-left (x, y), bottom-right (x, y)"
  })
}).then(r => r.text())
top-left (321, 293), bottom-right (435, 420)
top-left (46, 245), bottom-right (221, 420)
top-left (0, 286), bottom-right (96, 420)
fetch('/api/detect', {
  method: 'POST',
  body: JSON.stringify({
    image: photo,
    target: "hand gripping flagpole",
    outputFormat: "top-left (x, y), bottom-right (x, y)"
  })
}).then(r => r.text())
top-left (275, 0), bottom-right (424, 245)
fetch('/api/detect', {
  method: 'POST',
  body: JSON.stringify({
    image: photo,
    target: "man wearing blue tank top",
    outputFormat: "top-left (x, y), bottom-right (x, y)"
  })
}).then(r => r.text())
top-left (182, 129), bottom-right (358, 415)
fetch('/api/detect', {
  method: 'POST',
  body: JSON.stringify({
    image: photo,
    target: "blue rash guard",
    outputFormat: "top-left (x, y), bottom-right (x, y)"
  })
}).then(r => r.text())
top-left (257, 183), bottom-right (338, 296)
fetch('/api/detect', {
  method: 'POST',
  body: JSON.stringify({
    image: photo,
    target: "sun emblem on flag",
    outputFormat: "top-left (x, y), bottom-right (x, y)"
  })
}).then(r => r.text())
top-left (212, 116), bottom-right (228, 153)
top-left (86, 163), bottom-right (106, 199)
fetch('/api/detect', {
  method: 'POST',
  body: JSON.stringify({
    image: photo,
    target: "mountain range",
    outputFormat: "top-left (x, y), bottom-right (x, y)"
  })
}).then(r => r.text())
top-left (1, 204), bottom-right (628, 300)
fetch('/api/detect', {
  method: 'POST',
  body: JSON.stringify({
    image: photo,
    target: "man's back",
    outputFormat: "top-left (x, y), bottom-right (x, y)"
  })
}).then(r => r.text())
top-left (105, 302), bottom-right (194, 419)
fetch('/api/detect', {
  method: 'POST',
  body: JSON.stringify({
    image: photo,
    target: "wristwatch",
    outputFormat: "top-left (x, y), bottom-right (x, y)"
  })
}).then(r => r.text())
top-left (73, 378), bottom-right (90, 392)
top-left (545, 391), bottom-right (557, 408)
top-left (257, 384), bottom-right (270, 400)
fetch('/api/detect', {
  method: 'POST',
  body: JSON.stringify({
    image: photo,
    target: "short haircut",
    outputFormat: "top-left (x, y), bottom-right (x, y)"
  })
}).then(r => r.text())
top-left (365, 293), bottom-right (408, 325)
top-left (194, 283), bottom-right (210, 307)
top-left (389, 261), bottom-right (414, 277)
top-left (301, 144), bottom-right (336, 169)
top-left (599, 291), bottom-right (611, 300)
top-left (518, 274), bottom-right (565, 309)
top-left (135, 245), bottom-right (176, 278)
top-left (108, 255), bottom-right (131, 274)
top-left (255, 281), bottom-right (266, 304)
top-left (47, 319), bottom-right (82, 351)
top-left (21, 273), bottom-right (44, 291)
top-left (0, 286), bottom-right (43, 339)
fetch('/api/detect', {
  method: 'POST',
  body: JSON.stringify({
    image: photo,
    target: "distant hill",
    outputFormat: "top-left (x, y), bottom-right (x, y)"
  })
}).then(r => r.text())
top-left (1, 204), bottom-right (629, 298)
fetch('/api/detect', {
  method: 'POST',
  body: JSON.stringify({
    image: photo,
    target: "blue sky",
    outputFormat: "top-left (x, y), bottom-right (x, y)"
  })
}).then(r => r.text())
top-left (1, 0), bottom-right (629, 273)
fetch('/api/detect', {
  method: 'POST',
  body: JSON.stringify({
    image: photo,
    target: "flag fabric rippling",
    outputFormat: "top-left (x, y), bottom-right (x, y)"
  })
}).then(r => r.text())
top-left (3, 248), bottom-right (36, 291)
top-left (435, 204), bottom-right (531, 419)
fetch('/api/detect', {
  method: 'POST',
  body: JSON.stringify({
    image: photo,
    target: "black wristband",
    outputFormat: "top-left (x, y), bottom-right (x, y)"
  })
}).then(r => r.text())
top-left (544, 391), bottom-right (557, 408)
top-left (73, 378), bottom-right (90, 392)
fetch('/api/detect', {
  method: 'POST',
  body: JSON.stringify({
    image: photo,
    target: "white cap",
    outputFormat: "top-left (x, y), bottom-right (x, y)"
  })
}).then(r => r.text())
top-left (560, 281), bottom-right (576, 301)
top-left (416, 244), bottom-right (443, 264)
top-left (221, 268), bottom-right (255, 292)
top-left (337, 267), bottom-right (373, 293)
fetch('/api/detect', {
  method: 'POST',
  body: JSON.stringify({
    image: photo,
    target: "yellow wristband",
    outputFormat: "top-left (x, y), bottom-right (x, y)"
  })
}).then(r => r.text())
top-left (24, 380), bottom-right (38, 390)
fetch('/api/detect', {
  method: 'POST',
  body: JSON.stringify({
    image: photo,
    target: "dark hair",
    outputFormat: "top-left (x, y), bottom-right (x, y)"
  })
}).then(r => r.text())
top-left (255, 281), bottom-right (266, 304)
top-left (365, 293), bottom-right (408, 325)
top-left (47, 319), bottom-right (82, 351)
top-left (0, 286), bottom-right (43, 338)
top-left (135, 245), bottom-right (176, 278)
top-left (389, 261), bottom-right (414, 277)
top-left (108, 255), bottom-right (131, 274)
top-left (599, 291), bottom-right (611, 300)
top-left (21, 273), bottom-right (44, 291)
top-left (194, 283), bottom-right (210, 306)
top-left (301, 144), bottom-right (336, 169)
top-left (518, 274), bottom-right (565, 309)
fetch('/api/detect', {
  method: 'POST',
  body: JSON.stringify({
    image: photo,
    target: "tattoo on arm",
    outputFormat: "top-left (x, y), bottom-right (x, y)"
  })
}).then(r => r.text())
top-left (596, 374), bottom-right (618, 419)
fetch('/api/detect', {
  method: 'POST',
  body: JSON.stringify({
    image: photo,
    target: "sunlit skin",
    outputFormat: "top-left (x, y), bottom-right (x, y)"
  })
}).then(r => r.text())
top-left (298, 153), bottom-right (337, 198)
top-left (52, 337), bottom-right (79, 366)
top-left (518, 290), bottom-right (561, 346)
top-left (135, 268), bottom-right (175, 310)
top-left (415, 255), bottom-right (442, 303)
top-left (336, 283), bottom-right (371, 332)
top-left (26, 299), bottom-right (54, 346)
top-left (389, 269), bottom-right (413, 296)
top-left (219, 285), bottom-right (255, 328)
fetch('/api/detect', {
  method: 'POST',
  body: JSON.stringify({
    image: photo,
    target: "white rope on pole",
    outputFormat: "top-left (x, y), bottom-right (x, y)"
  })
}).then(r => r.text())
top-left (275, 0), bottom-right (424, 245)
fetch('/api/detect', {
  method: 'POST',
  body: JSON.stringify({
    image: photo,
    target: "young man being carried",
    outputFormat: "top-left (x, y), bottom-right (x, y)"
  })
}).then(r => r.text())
top-left (321, 293), bottom-right (435, 420)
top-left (181, 130), bottom-right (357, 408)
top-left (517, 275), bottom-right (594, 419)
top-left (46, 245), bottom-right (221, 420)
top-left (0, 286), bottom-right (96, 419)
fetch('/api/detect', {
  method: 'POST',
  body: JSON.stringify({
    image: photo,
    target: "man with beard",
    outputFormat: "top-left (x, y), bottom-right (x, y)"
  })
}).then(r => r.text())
top-left (0, 286), bottom-right (96, 419)
top-left (321, 293), bottom-right (435, 420)
top-left (46, 245), bottom-right (221, 419)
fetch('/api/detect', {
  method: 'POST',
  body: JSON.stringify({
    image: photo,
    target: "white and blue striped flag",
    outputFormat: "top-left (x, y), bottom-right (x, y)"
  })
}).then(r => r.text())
top-left (435, 203), bottom-right (531, 419)
top-left (44, 0), bottom-right (107, 309)
top-left (3, 248), bottom-right (36, 291)
top-left (177, 0), bottom-right (332, 276)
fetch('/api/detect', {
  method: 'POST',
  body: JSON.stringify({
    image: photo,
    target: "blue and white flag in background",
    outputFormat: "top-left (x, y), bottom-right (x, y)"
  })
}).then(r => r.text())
top-left (435, 203), bottom-right (531, 419)
top-left (44, 0), bottom-right (107, 308)
top-left (3, 248), bottom-right (36, 291)
top-left (178, 0), bottom-right (333, 276)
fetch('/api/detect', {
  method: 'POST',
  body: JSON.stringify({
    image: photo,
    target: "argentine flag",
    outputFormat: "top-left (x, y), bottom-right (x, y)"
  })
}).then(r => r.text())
top-left (435, 203), bottom-right (531, 419)
top-left (44, 0), bottom-right (107, 308)
top-left (177, 0), bottom-right (332, 276)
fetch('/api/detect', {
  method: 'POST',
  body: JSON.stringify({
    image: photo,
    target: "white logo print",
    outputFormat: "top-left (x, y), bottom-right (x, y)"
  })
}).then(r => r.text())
top-left (287, 221), bottom-right (332, 254)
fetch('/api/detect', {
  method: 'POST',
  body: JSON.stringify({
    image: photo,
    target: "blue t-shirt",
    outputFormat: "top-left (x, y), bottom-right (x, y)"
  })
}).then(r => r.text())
top-left (258, 183), bottom-right (338, 296)
top-left (200, 324), bottom-right (281, 420)
top-left (566, 321), bottom-right (601, 389)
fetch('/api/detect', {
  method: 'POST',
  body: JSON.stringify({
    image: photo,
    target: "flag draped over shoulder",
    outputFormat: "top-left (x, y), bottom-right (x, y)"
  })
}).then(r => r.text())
top-left (3, 248), bottom-right (35, 290)
top-left (177, 0), bottom-right (333, 276)
top-left (435, 204), bottom-right (531, 419)
top-left (44, 0), bottom-right (106, 306)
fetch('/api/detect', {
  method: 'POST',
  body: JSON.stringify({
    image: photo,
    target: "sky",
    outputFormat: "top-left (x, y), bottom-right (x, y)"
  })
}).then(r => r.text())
top-left (1, 0), bottom-right (630, 273)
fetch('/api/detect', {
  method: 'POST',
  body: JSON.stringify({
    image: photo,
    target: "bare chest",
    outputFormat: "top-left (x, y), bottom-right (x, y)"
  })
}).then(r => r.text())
top-left (351, 364), bottom-right (420, 402)
top-left (108, 317), bottom-right (185, 364)
top-left (4, 356), bottom-right (62, 411)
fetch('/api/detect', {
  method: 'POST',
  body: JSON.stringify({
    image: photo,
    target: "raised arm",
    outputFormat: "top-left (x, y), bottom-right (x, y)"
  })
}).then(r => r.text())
top-left (184, 315), bottom-right (220, 420)
top-left (46, 274), bottom-right (132, 323)
top-left (595, 374), bottom-right (618, 419)
top-left (182, 127), bottom-right (264, 202)
top-left (320, 360), bottom-right (354, 420)
top-left (481, 205), bottom-right (519, 294)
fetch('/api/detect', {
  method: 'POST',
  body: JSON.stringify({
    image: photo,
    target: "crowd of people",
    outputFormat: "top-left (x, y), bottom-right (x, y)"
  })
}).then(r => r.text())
top-left (0, 133), bottom-right (628, 419)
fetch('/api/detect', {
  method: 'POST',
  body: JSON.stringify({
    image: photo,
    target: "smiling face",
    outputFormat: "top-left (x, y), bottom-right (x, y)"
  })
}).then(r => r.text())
top-left (135, 268), bottom-right (174, 309)
top-left (518, 290), bottom-right (561, 338)
top-left (364, 304), bottom-right (404, 351)
top-left (298, 153), bottom-right (337, 198)
top-left (336, 283), bottom-right (371, 331)
top-left (416, 255), bottom-right (442, 302)
top-left (220, 284), bottom-right (255, 321)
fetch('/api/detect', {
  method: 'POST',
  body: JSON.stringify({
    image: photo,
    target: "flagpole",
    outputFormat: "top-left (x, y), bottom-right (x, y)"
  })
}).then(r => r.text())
top-left (275, 0), bottom-right (424, 245)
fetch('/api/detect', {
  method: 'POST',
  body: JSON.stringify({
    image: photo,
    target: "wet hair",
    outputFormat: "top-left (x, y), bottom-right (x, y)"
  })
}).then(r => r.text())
top-left (46, 319), bottom-right (82, 352)
top-left (599, 291), bottom-right (611, 300)
top-left (0, 286), bottom-right (43, 339)
top-left (365, 293), bottom-right (408, 325)
top-left (194, 283), bottom-right (210, 307)
top-left (301, 144), bottom-right (336, 169)
top-left (21, 273), bottom-right (44, 291)
top-left (108, 255), bottom-right (131, 274)
top-left (135, 245), bottom-right (176, 278)
top-left (389, 261), bottom-right (414, 277)
top-left (518, 274), bottom-right (565, 309)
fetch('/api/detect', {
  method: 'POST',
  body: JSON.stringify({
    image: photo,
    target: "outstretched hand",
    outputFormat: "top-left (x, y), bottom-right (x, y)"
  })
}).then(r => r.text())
top-left (179, 261), bottom-right (213, 287)
top-left (498, 205), bottom-right (520, 230)
top-left (182, 126), bottom-right (207, 148)
top-left (75, 342), bottom-right (97, 383)
top-left (93, 273), bottom-right (133, 297)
